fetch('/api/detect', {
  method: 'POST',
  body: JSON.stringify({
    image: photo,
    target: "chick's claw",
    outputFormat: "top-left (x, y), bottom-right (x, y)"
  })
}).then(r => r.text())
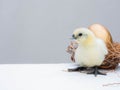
top-left (68, 67), bottom-right (86, 72)
top-left (87, 66), bottom-right (106, 77)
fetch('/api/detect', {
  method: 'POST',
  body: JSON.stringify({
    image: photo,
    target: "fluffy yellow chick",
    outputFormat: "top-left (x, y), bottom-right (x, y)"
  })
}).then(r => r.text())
top-left (69, 28), bottom-right (108, 76)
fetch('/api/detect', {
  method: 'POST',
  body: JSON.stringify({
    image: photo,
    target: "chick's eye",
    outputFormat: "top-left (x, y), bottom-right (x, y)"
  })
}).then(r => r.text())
top-left (78, 33), bottom-right (82, 36)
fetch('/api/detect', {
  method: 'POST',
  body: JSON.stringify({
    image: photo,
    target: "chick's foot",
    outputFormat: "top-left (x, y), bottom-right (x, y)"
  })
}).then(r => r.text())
top-left (68, 67), bottom-right (86, 72)
top-left (87, 66), bottom-right (106, 77)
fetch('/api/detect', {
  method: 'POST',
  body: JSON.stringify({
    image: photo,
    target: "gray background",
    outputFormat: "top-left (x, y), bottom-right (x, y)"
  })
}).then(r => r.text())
top-left (0, 0), bottom-right (120, 63)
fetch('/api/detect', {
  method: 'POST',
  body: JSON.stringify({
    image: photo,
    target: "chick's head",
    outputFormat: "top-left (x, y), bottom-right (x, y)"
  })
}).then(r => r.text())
top-left (72, 28), bottom-right (95, 45)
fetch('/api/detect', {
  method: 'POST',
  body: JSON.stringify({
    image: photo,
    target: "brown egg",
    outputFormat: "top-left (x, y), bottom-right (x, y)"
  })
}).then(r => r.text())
top-left (88, 24), bottom-right (113, 47)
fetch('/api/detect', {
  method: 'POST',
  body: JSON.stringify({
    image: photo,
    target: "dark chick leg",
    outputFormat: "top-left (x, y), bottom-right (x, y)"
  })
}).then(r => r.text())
top-left (68, 67), bottom-right (86, 72)
top-left (87, 66), bottom-right (106, 77)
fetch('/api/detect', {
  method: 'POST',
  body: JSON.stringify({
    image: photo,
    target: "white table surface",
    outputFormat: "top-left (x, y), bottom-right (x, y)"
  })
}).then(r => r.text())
top-left (0, 63), bottom-right (120, 90)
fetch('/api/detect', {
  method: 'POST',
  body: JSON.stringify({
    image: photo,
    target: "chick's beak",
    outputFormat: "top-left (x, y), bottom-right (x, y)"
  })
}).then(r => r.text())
top-left (72, 34), bottom-right (77, 39)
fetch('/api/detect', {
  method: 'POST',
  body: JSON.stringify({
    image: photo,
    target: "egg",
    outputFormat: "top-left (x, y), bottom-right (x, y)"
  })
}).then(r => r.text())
top-left (88, 24), bottom-right (113, 47)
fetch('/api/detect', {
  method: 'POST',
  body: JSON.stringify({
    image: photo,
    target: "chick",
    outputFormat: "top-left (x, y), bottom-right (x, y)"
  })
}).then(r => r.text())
top-left (68, 28), bottom-right (108, 76)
